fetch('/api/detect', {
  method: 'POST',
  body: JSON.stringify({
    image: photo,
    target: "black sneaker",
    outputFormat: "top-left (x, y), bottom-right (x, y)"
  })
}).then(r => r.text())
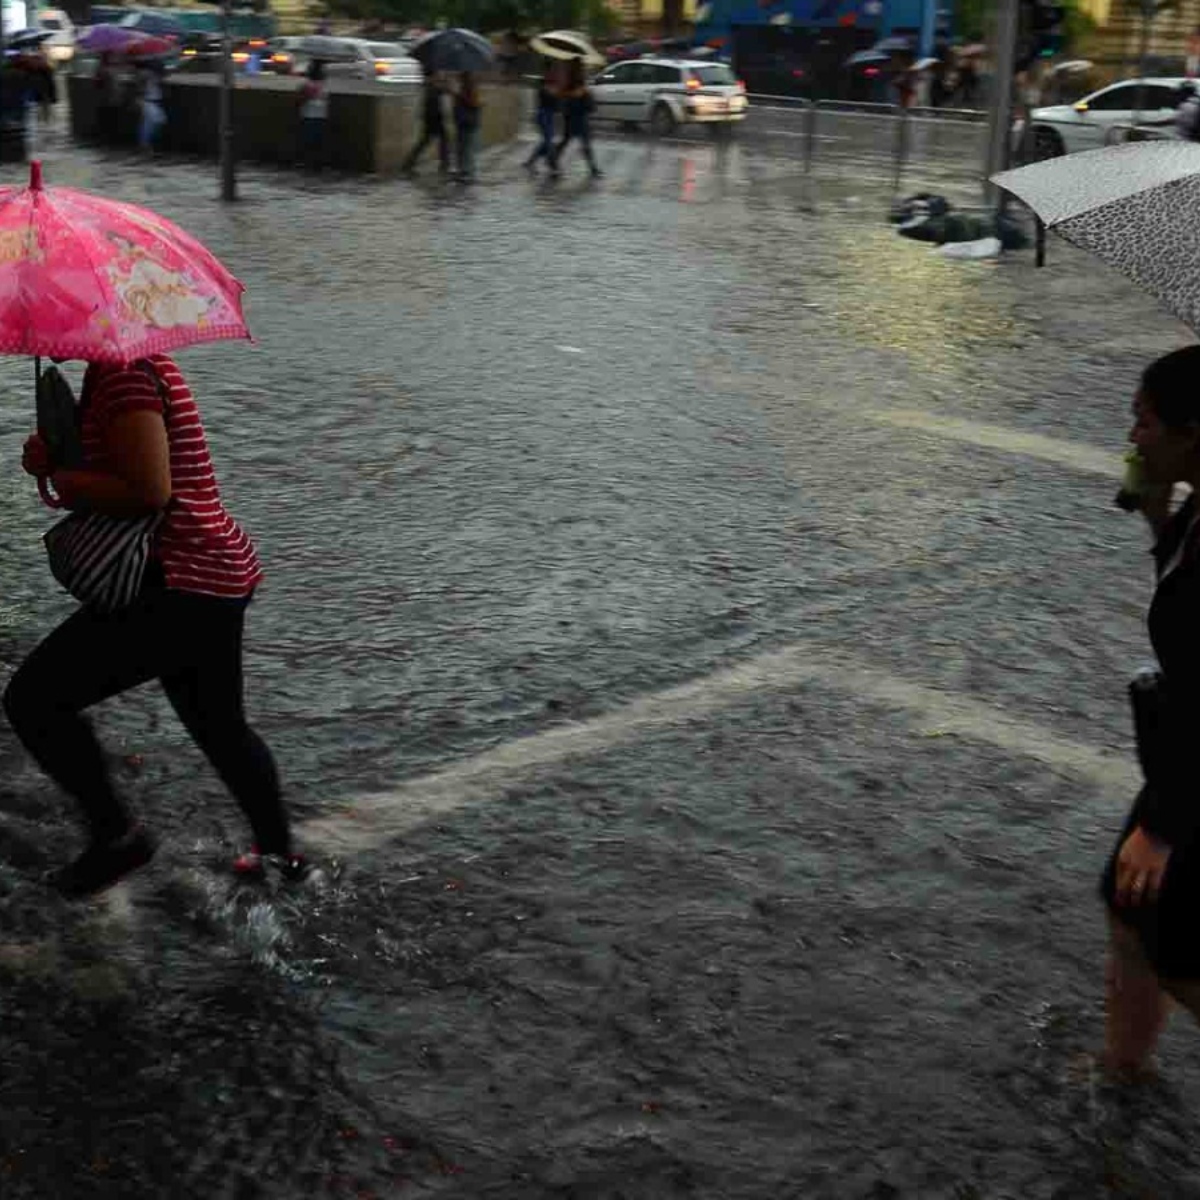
top-left (52, 826), bottom-right (156, 898)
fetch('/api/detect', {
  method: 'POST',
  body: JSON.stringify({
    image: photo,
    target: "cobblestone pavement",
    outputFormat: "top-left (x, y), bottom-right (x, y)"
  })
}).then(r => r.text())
top-left (0, 128), bottom-right (1198, 1198)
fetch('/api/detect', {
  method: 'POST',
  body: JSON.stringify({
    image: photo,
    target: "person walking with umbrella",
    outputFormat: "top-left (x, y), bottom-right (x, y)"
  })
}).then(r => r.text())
top-left (991, 146), bottom-right (1200, 1080)
top-left (403, 64), bottom-right (450, 176)
top-left (1097, 346), bottom-right (1200, 1078)
top-left (0, 163), bottom-right (309, 897)
top-left (550, 56), bottom-right (601, 179)
top-left (524, 60), bottom-right (561, 174)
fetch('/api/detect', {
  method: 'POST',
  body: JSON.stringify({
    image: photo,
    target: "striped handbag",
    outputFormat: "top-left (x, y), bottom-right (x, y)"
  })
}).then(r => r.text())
top-left (42, 360), bottom-right (168, 615)
top-left (44, 508), bottom-right (165, 614)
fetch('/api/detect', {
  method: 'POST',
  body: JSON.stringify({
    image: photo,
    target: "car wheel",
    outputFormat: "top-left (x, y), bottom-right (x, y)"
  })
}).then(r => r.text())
top-left (650, 103), bottom-right (676, 138)
top-left (1031, 126), bottom-right (1064, 161)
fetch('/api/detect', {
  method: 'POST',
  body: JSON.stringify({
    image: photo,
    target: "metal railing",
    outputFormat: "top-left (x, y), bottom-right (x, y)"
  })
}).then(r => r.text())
top-left (741, 95), bottom-right (991, 205)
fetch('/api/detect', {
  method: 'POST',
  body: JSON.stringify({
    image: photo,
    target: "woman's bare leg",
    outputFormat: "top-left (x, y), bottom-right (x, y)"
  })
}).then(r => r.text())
top-left (1105, 915), bottom-right (1172, 1078)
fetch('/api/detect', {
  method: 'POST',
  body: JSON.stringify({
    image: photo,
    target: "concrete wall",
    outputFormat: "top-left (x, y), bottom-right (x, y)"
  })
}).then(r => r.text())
top-left (67, 73), bottom-right (524, 174)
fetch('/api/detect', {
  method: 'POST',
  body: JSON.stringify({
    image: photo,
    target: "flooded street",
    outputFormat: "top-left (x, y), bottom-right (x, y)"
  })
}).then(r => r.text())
top-left (1, 127), bottom-right (1199, 1197)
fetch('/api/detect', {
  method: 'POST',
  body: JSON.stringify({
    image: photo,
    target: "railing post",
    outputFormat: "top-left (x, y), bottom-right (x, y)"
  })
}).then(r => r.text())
top-left (219, 0), bottom-right (237, 202)
top-left (803, 99), bottom-right (817, 175)
top-left (891, 103), bottom-right (910, 201)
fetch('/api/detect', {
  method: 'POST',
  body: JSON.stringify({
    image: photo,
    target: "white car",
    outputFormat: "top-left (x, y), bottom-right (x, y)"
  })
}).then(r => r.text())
top-left (1021, 77), bottom-right (1186, 159)
top-left (341, 40), bottom-right (421, 83)
top-left (590, 56), bottom-right (748, 137)
top-left (38, 7), bottom-right (75, 64)
top-left (266, 37), bottom-right (419, 83)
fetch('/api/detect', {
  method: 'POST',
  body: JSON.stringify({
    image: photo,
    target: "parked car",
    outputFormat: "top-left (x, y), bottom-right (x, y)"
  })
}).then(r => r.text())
top-left (1018, 76), bottom-right (1186, 159)
top-left (344, 40), bottom-right (421, 82)
top-left (38, 8), bottom-right (75, 64)
top-left (591, 57), bottom-right (748, 136)
top-left (264, 35), bottom-right (417, 81)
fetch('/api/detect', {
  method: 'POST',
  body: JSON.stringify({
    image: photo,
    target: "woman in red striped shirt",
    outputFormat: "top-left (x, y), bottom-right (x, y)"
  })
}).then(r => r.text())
top-left (5, 355), bottom-right (306, 896)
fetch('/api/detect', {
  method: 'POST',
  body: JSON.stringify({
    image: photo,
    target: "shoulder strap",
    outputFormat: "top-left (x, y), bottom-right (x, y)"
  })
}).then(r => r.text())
top-left (135, 358), bottom-right (171, 416)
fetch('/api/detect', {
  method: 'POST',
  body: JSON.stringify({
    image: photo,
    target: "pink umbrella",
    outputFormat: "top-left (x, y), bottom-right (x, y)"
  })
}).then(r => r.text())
top-left (0, 161), bottom-right (250, 363)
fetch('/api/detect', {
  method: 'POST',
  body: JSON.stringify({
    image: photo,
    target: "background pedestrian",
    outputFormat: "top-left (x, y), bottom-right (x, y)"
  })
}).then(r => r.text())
top-left (403, 66), bottom-right (449, 176)
top-left (93, 51), bottom-right (119, 145)
top-left (453, 69), bottom-right (482, 181)
top-left (551, 56), bottom-right (600, 179)
top-left (524, 61), bottom-right (560, 173)
top-left (297, 58), bottom-right (329, 170)
top-left (136, 59), bottom-right (167, 154)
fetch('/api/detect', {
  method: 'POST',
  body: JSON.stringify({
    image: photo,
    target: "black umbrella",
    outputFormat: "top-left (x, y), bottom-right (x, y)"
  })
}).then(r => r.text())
top-left (410, 28), bottom-right (494, 74)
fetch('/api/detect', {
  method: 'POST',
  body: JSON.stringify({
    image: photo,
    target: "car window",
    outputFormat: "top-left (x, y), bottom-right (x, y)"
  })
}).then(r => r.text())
top-left (1086, 85), bottom-right (1137, 111)
top-left (369, 43), bottom-right (404, 57)
top-left (691, 64), bottom-right (736, 86)
top-left (652, 64), bottom-right (681, 84)
top-left (40, 17), bottom-right (63, 29)
top-left (1144, 84), bottom-right (1183, 108)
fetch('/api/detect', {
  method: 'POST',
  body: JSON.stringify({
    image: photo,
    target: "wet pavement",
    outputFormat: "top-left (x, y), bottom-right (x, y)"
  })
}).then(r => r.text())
top-left (0, 123), bottom-right (1199, 1197)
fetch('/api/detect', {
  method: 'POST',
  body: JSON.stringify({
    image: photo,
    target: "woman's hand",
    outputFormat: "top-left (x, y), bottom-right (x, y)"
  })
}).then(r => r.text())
top-left (21, 433), bottom-right (52, 478)
top-left (1115, 825), bottom-right (1173, 907)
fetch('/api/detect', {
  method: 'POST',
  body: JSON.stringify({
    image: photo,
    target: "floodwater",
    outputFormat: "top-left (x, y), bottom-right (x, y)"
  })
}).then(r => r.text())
top-left (0, 122), bottom-right (1199, 1197)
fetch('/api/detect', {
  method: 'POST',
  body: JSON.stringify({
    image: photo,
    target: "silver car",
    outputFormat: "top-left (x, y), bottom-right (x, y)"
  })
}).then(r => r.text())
top-left (1021, 76), bottom-right (1186, 159)
top-left (266, 36), bottom-right (419, 83)
top-left (339, 40), bottom-right (422, 83)
top-left (591, 57), bottom-right (749, 137)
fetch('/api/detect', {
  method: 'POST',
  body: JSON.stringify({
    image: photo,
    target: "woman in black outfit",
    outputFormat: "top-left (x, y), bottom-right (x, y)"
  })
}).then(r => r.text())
top-left (1102, 345), bottom-right (1200, 1077)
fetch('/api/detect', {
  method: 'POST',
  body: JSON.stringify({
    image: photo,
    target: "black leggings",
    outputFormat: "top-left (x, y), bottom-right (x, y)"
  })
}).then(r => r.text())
top-left (2, 575), bottom-right (288, 852)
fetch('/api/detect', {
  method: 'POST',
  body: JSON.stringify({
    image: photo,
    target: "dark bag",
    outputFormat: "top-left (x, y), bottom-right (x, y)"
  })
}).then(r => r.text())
top-left (36, 364), bottom-right (83, 472)
top-left (1130, 667), bottom-right (1173, 786)
top-left (42, 361), bottom-right (169, 615)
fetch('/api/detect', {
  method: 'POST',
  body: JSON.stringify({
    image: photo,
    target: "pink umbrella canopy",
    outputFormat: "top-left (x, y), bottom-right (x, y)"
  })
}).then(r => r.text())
top-left (0, 161), bottom-right (250, 363)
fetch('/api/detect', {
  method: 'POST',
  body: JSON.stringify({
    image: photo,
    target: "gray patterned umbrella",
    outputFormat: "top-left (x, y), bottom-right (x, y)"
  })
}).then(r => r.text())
top-left (993, 141), bottom-right (1200, 332)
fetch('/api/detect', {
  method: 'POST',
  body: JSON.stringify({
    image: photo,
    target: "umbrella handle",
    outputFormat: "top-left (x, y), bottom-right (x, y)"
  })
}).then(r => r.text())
top-left (38, 475), bottom-right (64, 509)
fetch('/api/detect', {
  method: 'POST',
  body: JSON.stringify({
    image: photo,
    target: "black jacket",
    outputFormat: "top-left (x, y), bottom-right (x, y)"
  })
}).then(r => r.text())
top-left (1139, 493), bottom-right (1200, 845)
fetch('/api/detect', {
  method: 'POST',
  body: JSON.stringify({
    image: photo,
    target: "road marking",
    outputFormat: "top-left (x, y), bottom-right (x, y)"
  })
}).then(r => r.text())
top-left (867, 407), bottom-right (1123, 478)
top-left (556, 345), bottom-right (585, 354)
top-left (299, 643), bottom-right (1136, 854)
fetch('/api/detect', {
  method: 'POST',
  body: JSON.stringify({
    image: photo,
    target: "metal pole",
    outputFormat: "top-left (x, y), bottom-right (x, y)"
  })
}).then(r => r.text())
top-left (1035, 215), bottom-right (1046, 266)
top-left (0, 2), bottom-right (7, 162)
top-left (918, 0), bottom-right (937, 61)
top-left (1134, 0), bottom-right (1150, 128)
top-left (891, 103), bottom-right (909, 199)
top-left (800, 98), bottom-right (818, 213)
top-left (983, 0), bottom-right (1020, 211)
top-left (219, 0), bottom-right (236, 201)
top-left (803, 98), bottom-right (817, 174)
